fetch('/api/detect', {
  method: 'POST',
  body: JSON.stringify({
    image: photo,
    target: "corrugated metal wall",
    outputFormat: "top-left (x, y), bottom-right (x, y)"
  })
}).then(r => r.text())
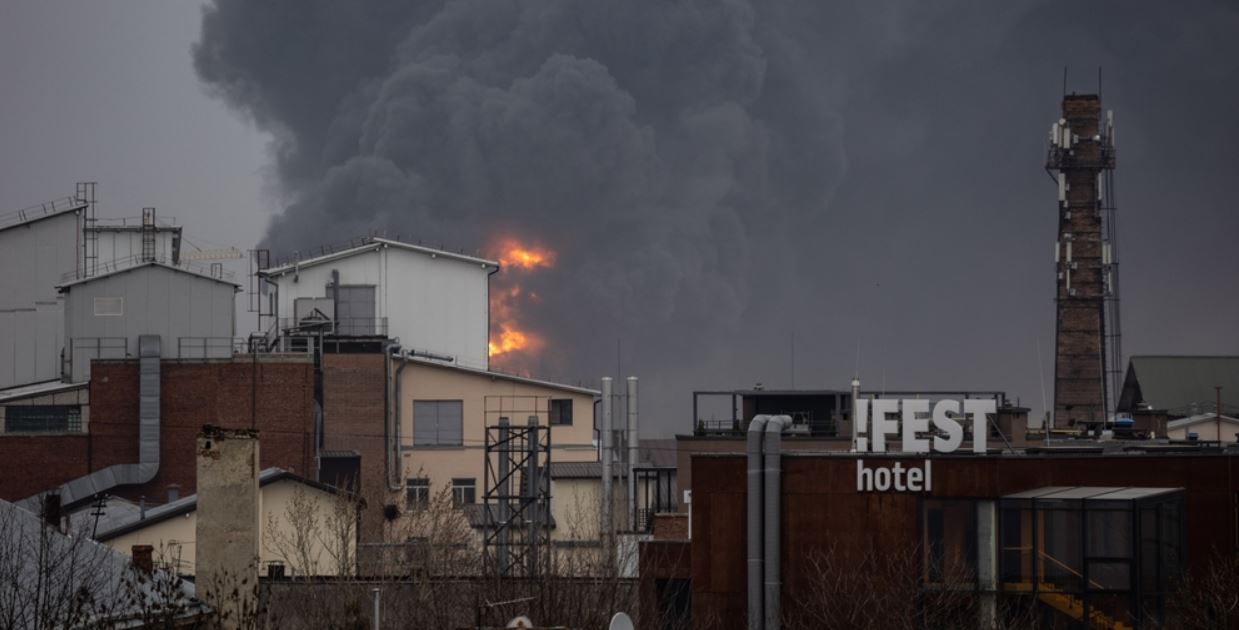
top-left (63, 265), bottom-right (236, 381)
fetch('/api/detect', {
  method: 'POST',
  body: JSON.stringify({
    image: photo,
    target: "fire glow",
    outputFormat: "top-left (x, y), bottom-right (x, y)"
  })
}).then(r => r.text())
top-left (487, 238), bottom-right (553, 362)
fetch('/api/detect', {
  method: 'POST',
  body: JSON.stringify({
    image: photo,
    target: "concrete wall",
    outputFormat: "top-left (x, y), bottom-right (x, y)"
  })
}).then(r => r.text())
top-left (397, 360), bottom-right (597, 508)
top-left (0, 210), bottom-right (80, 388)
top-left (196, 427), bottom-right (260, 628)
top-left (268, 243), bottom-right (491, 369)
top-left (104, 478), bottom-right (355, 578)
top-left (63, 264), bottom-right (236, 380)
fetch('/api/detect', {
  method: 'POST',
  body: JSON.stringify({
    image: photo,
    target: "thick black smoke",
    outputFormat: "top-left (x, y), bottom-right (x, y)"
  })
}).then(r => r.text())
top-left (195, 1), bottom-right (1239, 433)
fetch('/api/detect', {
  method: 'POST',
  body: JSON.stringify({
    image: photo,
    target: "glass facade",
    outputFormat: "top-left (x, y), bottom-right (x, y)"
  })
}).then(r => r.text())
top-left (998, 487), bottom-right (1184, 628)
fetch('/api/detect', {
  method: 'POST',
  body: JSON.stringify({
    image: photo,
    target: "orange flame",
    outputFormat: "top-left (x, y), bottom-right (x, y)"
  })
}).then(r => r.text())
top-left (496, 239), bottom-right (555, 270)
top-left (487, 237), bottom-right (554, 362)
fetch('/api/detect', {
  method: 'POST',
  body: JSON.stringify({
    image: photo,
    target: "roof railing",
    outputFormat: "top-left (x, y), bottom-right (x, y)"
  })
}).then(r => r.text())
top-left (0, 196), bottom-right (85, 230)
top-left (58, 253), bottom-right (236, 284)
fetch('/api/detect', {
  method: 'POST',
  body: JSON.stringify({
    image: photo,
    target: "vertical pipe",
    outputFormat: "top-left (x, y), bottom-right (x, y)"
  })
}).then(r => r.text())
top-left (371, 588), bottom-right (381, 630)
top-left (627, 376), bottom-right (639, 531)
top-left (746, 415), bottom-right (771, 630)
top-left (601, 378), bottom-right (614, 554)
top-left (498, 417), bottom-right (510, 575)
top-left (527, 415), bottom-right (539, 577)
top-left (850, 378), bottom-right (861, 451)
top-left (764, 416), bottom-right (791, 630)
top-left (976, 500), bottom-right (998, 628)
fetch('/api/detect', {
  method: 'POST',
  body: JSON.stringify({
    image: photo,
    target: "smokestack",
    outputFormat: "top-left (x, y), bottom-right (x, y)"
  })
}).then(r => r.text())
top-left (195, 425), bottom-right (260, 630)
top-left (600, 377), bottom-right (614, 553)
top-left (627, 376), bottom-right (638, 531)
top-left (132, 545), bottom-right (155, 573)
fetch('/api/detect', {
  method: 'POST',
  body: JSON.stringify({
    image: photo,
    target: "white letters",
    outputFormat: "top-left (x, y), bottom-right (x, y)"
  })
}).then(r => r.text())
top-left (870, 399), bottom-right (900, 453)
top-left (932, 400), bottom-right (963, 453)
top-left (856, 459), bottom-right (932, 493)
top-left (901, 399), bottom-right (930, 453)
top-left (964, 399), bottom-right (997, 454)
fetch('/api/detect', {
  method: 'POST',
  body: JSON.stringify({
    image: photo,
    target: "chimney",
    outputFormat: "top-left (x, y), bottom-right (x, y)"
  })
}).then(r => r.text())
top-left (41, 494), bottom-right (62, 530)
top-left (195, 425), bottom-right (260, 630)
top-left (132, 545), bottom-right (155, 573)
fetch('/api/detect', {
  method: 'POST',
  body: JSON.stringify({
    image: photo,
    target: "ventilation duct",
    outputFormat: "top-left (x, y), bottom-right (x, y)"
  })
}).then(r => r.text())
top-left (21, 335), bottom-right (161, 511)
top-left (747, 414), bottom-right (792, 630)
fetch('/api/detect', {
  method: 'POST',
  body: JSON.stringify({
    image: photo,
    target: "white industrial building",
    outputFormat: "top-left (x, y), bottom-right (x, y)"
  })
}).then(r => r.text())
top-left (258, 237), bottom-right (497, 369)
top-left (0, 184), bottom-right (224, 389)
top-left (59, 261), bottom-right (239, 381)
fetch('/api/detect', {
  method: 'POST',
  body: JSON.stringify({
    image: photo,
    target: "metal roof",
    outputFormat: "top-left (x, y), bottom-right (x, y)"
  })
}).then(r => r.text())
top-left (56, 260), bottom-right (241, 291)
top-left (0, 498), bottom-right (206, 627)
top-left (1167, 413), bottom-right (1239, 430)
top-left (1119, 356), bottom-right (1239, 413)
top-left (95, 468), bottom-right (358, 542)
top-left (1002, 486), bottom-right (1183, 502)
top-left (405, 356), bottom-right (600, 396)
top-left (0, 197), bottom-right (86, 233)
top-left (0, 379), bottom-right (87, 403)
top-left (260, 237), bottom-right (498, 277)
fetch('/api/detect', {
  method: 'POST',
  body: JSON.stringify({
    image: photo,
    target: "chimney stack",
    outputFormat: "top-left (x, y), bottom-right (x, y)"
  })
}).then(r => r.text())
top-left (195, 425), bottom-right (260, 630)
top-left (132, 545), bottom-right (155, 573)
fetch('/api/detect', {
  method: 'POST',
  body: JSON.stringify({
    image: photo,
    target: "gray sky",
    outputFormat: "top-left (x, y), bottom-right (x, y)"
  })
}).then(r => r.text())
top-left (3, 1), bottom-right (1237, 435)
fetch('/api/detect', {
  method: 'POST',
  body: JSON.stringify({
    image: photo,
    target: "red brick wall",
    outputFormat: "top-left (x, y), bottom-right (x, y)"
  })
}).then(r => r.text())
top-left (0, 357), bottom-right (316, 505)
top-left (682, 453), bottom-right (1239, 629)
top-left (322, 352), bottom-right (393, 541)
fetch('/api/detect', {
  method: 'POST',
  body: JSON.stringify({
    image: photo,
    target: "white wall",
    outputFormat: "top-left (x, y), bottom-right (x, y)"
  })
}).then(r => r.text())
top-left (0, 211), bottom-right (81, 387)
top-left (63, 265), bottom-right (236, 380)
top-left (91, 227), bottom-right (180, 265)
top-left (269, 242), bottom-right (491, 368)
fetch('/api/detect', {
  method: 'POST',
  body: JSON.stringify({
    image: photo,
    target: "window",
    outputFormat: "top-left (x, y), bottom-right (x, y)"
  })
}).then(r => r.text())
top-left (93, 297), bottom-right (124, 316)
top-left (406, 478), bottom-right (430, 510)
top-left (5, 406), bottom-right (82, 433)
top-left (412, 400), bottom-right (463, 446)
top-left (452, 478), bottom-right (476, 506)
top-left (921, 499), bottom-right (976, 585)
top-left (550, 399), bottom-right (573, 426)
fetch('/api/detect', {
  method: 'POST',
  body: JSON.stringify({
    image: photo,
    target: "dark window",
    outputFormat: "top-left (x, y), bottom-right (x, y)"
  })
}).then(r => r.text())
top-left (550, 399), bottom-right (573, 426)
top-left (921, 499), bottom-right (976, 585)
top-left (655, 578), bottom-right (691, 630)
top-left (5, 406), bottom-right (82, 433)
top-left (452, 478), bottom-right (476, 506)
top-left (412, 400), bottom-right (464, 446)
top-left (406, 478), bottom-right (430, 510)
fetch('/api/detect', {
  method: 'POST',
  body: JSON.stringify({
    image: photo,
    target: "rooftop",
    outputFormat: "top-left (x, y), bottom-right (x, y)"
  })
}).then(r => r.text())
top-left (261, 236), bottom-right (498, 277)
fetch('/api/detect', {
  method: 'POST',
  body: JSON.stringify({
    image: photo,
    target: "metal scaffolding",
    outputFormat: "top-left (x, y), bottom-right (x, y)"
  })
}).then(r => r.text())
top-left (482, 396), bottom-right (552, 578)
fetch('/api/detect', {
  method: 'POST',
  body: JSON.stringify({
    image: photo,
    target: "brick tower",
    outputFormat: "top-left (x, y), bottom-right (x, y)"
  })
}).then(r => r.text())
top-left (1049, 94), bottom-right (1120, 427)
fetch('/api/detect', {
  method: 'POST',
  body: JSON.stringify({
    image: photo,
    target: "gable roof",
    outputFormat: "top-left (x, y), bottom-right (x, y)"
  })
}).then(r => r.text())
top-left (405, 356), bottom-right (600, 396)
top-left (260, 237), bottom-right (498, 277)
top-left (1166, 413), bottom-right (1239, 431)
top-left (95, 468), bottom-right (357, 542)
top-left (0, 498), bottom-right (206, 627)
top-left (56, 260), bottom-right (240, 291)
top-left (1118, 356), bottom-right (1239, 414)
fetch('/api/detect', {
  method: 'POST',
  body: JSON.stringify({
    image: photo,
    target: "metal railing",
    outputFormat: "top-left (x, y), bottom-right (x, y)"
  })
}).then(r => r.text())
top-left (177, 337), bottom-right (242, 359)
top-left (278, 317), bottom-right (388, 337)
top-left (0, 196), bottom-right (85, 230)
top-left (59, 252), bottom-right (235, 283)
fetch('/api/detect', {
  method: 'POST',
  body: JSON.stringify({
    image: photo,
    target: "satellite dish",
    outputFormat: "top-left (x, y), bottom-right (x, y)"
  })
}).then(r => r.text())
top-left (609, 612), bottom-right (634, 630)
top-left (506, 615), bottom-right (533, 628)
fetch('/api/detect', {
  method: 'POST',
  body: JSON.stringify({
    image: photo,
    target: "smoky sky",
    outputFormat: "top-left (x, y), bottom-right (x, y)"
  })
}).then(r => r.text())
top-left (193, 1), bottom-right (1239, 434)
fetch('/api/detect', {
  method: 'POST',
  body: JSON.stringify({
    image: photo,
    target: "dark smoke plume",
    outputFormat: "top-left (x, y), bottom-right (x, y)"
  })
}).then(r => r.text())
top-left (195, 1), bottom-right (1239, 432)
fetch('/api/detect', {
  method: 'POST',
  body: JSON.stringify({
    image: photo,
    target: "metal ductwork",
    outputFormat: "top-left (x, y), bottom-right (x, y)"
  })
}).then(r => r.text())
top-left (22, 335), bottom-right (162, 511)
top-left (390, 347), bottom-right (409, 492)
top-left (747, 414), bottom-right (792, 630)
top-left (384, 342), bottom-right (403, 492)
top-left (601, 377), bottom-right (614, 554)
top-left (626, 376), bottom-right (638, 531)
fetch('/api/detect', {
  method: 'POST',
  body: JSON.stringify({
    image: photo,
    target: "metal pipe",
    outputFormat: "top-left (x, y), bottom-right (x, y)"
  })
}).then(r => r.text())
top-left (601, 378), bottom-right (614, 555)
top-left (764, 415), bottom-right (792, 630)
top-left (746, 415), bottom-right (771, 630)
top-left (371, 587), bottom-right (380, 630)
top-left (390, 349), bottom-right (410, 492)
top-left (384, 343), bottom-right (403, 492)
top-left (627, 376), bottom-right (638, 531)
